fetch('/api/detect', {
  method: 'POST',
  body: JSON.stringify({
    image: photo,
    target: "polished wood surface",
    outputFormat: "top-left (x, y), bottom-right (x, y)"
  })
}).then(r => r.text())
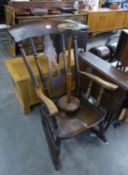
top-left (79, 51), bottom-right (128, 90)
top-left (8, 1), bottom-right (74, 9)
top-left (55, 99), bottom-right (104, 139)
top-left (79, 51), bottom-right (128, 129)
top-left (5, 53), bottom-right (75, 113)
top-left (86, 9), bottom-right (126, 33)
top-left (9, 19), bottom-right (87, 42)
top-left (5, 5), bottom-right (15, 26)
top-left (5, 2), bottom-right (128, 35)
top-left (35, 86), bottom-right (58, 115)
top-left (5, 1), bottom-right (88, 25)
top-left (15, 13), bottom-right (87, 24)
top-left (124, 12), bottom-right (128, 28)
top-left (67, 32), bottom-right (72, 102)
top-left (80, 71), bottom-right (118, 91)
top-left (115, 30), bottom-right (128, 69)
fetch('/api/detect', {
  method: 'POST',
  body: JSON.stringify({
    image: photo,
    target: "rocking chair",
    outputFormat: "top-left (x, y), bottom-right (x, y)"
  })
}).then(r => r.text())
top-left (9, 19), bottom-right (118, 170)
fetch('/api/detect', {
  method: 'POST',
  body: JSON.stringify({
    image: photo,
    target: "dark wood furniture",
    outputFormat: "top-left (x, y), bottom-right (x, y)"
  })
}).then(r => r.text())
top-left (6, 1), bottom-right (128, 34)
top-left (5, 1), bottom-right (88, 25)
top-left (78, 51), bottom-right (128, 128)
top-left (15, 13), bottom-right (87, 25)
top-left (110, 29), bottom-right (128, 124)
top-left (8, 19), bottom-right (118, 170)
top-left (8, 1), bottom-right (75, 9)
top-left (0, 0), bottom-right (9, 23)
top-left (114, 30), bottom-right (128, 70)
top-left (5, 1), bottom-right (87, 56)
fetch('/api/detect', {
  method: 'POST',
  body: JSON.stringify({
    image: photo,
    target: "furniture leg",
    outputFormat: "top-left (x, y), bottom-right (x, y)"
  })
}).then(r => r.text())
top-left (91, 122), bottom-right (108, 144)
top-left (41, 114), bottom-right (61, 170)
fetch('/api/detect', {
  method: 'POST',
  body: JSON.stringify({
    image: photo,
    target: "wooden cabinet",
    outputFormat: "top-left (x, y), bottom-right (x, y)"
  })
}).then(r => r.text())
top-left (87, 11), bottom-right (115, 32)
top-left (87, 9), bottom-right (126, 33)
top-left (5, 53), bottom-right (75, 113)
top-left (114, 11), bottom-right (126, 28)
top-left (124, 12), bottom-right (128, 28)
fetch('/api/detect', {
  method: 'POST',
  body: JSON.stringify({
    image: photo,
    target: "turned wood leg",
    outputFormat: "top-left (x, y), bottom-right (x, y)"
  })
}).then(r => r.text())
top-left (105, 113), bottom-right (115, 130)
top-left (91, 121), bottom-right (108, 144)
top-left (41, 115), bottom-right (61, 170)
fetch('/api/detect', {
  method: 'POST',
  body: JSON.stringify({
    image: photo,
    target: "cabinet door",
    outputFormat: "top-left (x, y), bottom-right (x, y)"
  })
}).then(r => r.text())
top-left (101, 12), bottom-right (116, 31)
top-left (87, 11), bottom-right (116, 33)
top-left (87, 12), bottom-right (103, 32)
top-left (87, 10), bottom-right (126, 33)
top-left (114, 11), bottom-right (126, 29)
top-left (124, 12), bottom-right (128, 28)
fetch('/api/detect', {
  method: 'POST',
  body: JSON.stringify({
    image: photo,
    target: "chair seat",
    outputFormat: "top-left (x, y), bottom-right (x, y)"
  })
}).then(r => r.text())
top-left (55, 100), bottom-right (105, 139)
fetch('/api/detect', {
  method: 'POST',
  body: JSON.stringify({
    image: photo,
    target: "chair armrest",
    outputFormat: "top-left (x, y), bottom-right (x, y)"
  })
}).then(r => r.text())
top-left (80, 71), bottom-right (118, 91)
top-left (35, 87), bottom-right (58, 115)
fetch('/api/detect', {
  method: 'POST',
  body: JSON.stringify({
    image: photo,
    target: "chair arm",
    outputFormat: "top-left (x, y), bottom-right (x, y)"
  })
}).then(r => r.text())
top-left (80, 71), bottom-right (118, 91)
top-left (35, 87), bottom-right (58, 115)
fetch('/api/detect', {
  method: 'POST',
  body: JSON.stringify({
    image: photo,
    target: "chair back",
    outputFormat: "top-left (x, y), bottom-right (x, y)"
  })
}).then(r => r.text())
top-left (9, 19), bottom-right (88, 97)
top-left (115, 30), bottom-right (128, 70)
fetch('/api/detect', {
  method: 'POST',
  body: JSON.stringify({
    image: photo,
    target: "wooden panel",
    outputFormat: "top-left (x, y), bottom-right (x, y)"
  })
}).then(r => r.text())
top-left (5, 52), bottom-right (75, 113)
top-left (87, 11), bottom-right (115, 32)
top-left (87, 12), bottom-right (101, 32)
top-left (8, 1), bottom-right (74, 9)
top-left (87, 9), bottom-right (127, 33)
top-left (104, 12), bottom-right (116, 30)
top-left (4, 5), bottom-right (16, 57)
top-left (79, 52), bottom-right (128, 123)
top-left (5, 5), bottom-right (15, 26)
top-left (124, 12), bottom-right (128, 28)
top-left (78, 51), bottom-right (128, 89)
top-left (114, 11), bottom-right (126, 29)
top-left (16, 13), bottom-right (87, 24)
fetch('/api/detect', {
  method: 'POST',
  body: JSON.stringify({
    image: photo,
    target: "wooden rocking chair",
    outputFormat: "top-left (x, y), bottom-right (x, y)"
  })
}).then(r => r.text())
top-left (9, 19), bottom-right (118, 170)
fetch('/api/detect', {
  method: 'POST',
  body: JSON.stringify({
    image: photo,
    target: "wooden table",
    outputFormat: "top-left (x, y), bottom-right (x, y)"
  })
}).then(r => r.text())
top-left (79, 51), bottom-right (128, 128)
top-left (79, 51), bottom-right (128, 89)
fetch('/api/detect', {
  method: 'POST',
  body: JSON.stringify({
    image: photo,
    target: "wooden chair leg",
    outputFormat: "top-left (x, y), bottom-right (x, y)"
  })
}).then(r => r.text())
top-left (113, 120), bottom-right (122, 128)
top-left (41, 115), bottom-right (61, 170)
top-left (91, 122), bottom-right (108, 144)
top-left (105, 113), bottom-right (116, 130)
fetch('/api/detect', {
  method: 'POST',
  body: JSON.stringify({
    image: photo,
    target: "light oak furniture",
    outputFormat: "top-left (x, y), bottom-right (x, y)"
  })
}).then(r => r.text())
top-left (81, 8), bottom-right (128, 34)
top-left (86, 9), bottom-right (126, 33)
top-left (5, 5), bottom-right (15, 26)
top-left (5, 53), bottom-right (75, 113)
top-left (4, 5), bottom-right (16, 56)
top-left (124, 12), bottom-right (128, 28)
